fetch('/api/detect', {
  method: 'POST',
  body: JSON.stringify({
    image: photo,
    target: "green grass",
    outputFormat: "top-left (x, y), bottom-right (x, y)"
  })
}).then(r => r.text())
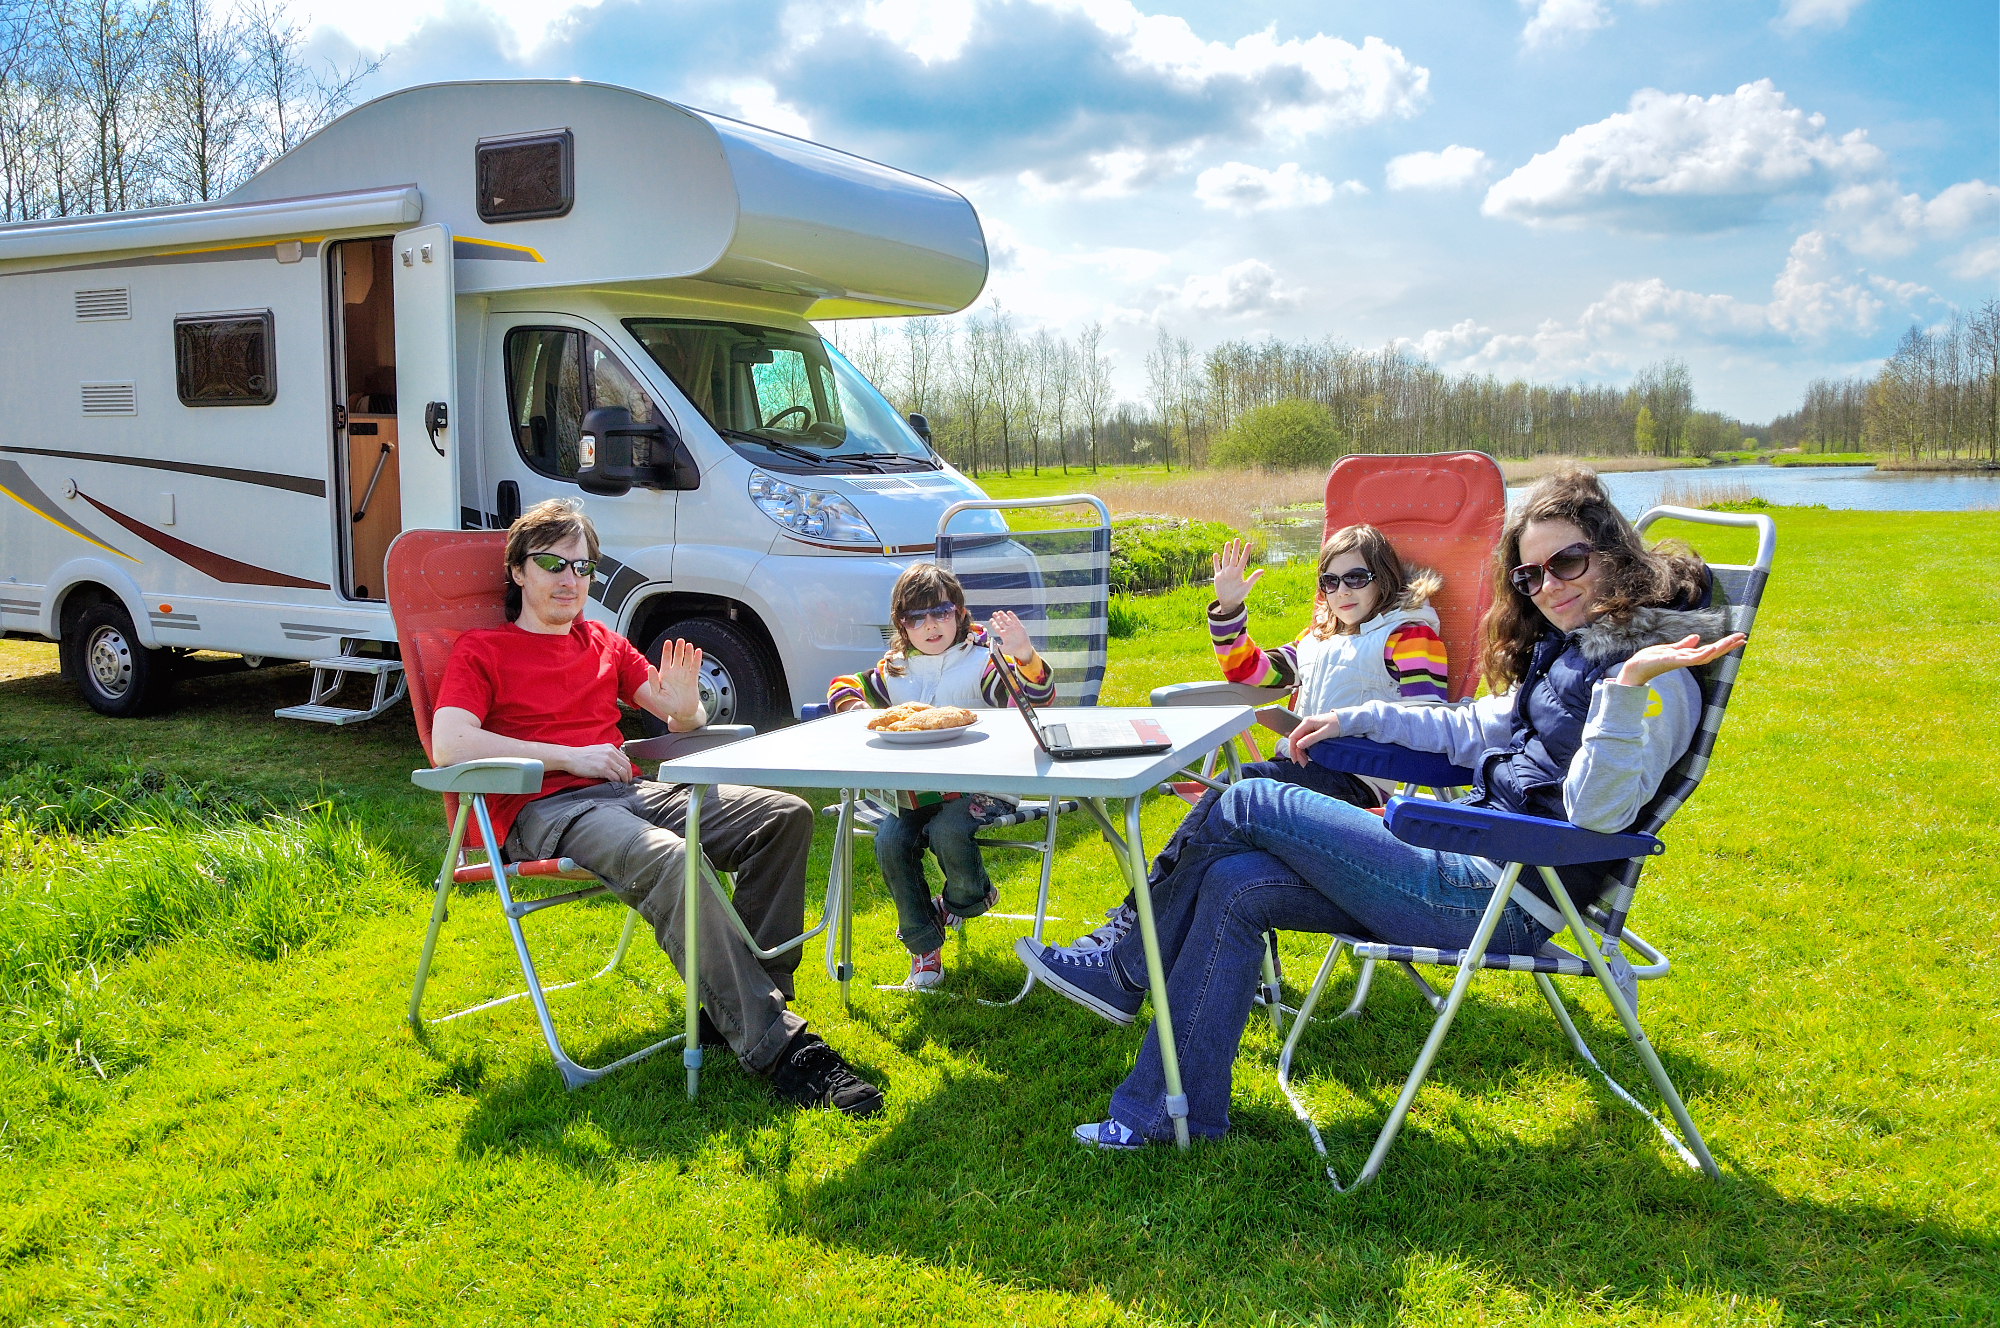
top-left (1, 508), bottom-right (1997, 1324)
top-left (1770, 452), bottom-right (1879, 467)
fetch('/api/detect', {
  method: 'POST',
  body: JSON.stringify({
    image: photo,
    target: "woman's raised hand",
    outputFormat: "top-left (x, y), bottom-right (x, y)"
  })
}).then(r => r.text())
top-left (1211, 537), bottom-right (1264, 614)
top-left (1286, 711), bottom-right (1342, 765)
top-left (1613, 632), bottom-right (1747, 689)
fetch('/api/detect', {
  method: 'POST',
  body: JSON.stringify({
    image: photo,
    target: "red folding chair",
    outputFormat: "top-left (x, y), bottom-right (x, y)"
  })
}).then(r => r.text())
top-left (388, 530), bottom-right (757, 1092)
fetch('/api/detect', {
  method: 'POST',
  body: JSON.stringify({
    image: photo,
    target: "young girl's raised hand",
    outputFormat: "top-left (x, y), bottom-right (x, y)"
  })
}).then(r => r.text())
top-left (1212, 537), bottom-right (1264, 614)
top-left (989, 609), bottom-right (1036, 662)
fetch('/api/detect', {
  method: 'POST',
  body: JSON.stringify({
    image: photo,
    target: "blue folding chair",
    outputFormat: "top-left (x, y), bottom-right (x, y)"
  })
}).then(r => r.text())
top-left (804, 496), bottom-right (1113, 1000)
top-left (1277, 505), bottom-right (1774, 1188)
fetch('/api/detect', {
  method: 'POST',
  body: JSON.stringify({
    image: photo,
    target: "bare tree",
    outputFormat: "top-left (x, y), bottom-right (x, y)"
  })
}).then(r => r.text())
top-left (1146, 324), bottom-right (1177, 470)
top-left (241, 0), bottom-right (378, 161)
top-left (154, 0), bottom-right (253, 200)
top-left (1049, 334), bottom-right (1074, 473)
top-left (47, 0), bottom-right (163, 212)
top-left (1077, 321), bottom-right (1109, 473)
top-left (987, 300), bottom-right (1015, 475)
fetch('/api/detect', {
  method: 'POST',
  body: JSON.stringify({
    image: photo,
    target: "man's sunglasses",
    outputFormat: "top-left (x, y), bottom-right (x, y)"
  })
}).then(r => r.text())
top-left (527, 552), bottom-right (599, 579)
top-left (1318, 567), bottom-right (1378, 594)
top-left (1509, 542), bottom-right (1593, 596)
top-left (899, 603), bottom-right (960, 628)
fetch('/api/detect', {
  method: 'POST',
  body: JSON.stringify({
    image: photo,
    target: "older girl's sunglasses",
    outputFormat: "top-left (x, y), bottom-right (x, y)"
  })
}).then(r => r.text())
top-left (1510, 542), bottom-right (1593, 596)
top-left (1318, 567), bottom-right (1377, 594)
top-left (899, 603), bottom-right (960, 628)
top-left (527, 552), bottom-right (599, 578)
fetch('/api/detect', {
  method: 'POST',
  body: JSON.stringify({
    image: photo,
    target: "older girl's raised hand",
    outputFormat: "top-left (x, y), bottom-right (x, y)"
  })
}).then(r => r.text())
top-left (1212, 537), bottom-right (1264, 614)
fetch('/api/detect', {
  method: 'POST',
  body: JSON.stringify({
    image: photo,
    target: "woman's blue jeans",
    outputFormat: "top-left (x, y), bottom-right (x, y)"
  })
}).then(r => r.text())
top-left (875, 797), bottom-right (993, 955)
top-left (1106, 779), bottom-right (1551, 1141)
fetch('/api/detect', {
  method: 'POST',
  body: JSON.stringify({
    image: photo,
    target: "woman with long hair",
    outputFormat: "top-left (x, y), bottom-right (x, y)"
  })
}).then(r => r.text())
top-left (1040, 468), bottom-right (1745, 1149)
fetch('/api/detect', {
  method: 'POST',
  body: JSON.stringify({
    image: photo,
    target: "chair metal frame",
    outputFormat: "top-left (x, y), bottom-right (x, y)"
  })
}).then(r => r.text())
top-left (1275, 505), bottom-right (1774, 1189)
top-left (387, 529), bottom-right (827, 1095)
top-left (806, 495), bottom-right (1112, 1002)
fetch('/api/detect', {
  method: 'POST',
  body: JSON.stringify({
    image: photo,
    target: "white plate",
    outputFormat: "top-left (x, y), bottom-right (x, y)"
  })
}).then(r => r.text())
top-left (871, 717), bottom-right (980, 745)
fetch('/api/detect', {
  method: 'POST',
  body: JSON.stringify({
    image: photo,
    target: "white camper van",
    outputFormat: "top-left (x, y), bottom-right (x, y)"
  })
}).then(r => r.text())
top-left (0, 79), bottom-right (998, 728)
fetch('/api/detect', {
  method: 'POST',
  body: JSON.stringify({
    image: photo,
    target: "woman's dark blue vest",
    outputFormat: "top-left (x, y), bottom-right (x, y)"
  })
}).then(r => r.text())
top-left (1474, 630), bottom-right (1616, 821)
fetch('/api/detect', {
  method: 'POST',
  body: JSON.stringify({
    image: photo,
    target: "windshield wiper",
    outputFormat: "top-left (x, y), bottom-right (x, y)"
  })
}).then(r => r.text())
top-left (842, 451), bottom-right (936, 468)
top-left (718, 428), bottom-right (834, 468)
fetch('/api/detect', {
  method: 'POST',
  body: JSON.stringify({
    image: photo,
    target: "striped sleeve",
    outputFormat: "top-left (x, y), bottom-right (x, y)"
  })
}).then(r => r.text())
top-left (827, 659), bottom-right (893, 712)
top-left (980, 647), bottom-right (1054, 707)
top-left (1382, 623), bottom-right (1449, 702)
top-left (1209, 600), bottom-right (1299, 690)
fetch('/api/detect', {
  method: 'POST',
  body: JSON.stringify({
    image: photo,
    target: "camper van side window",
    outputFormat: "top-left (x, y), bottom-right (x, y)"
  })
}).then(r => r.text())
top-left (477, 130), bottom-right (574, 222)
top-left (506, 328), bottom-right (585, 478)
top-left (174, 312), bottom-right (275, 407)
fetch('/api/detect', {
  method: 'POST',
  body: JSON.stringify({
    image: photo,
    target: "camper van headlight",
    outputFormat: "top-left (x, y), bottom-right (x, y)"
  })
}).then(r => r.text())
top-left (748, 469), bottom-right (880, 544)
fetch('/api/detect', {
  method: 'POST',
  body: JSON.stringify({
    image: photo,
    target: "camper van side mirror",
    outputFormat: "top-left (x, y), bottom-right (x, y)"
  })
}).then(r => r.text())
top-left (906, 412), bottom-right (932, 444)
top-left (577, 406), bottom-right (692, 496)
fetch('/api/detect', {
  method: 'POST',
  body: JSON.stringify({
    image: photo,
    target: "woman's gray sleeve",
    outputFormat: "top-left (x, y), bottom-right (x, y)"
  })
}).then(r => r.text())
top-left (1562, 672), bottom-right (1700, 832)
top-left (1336, 693), bottom-right (1513, 769)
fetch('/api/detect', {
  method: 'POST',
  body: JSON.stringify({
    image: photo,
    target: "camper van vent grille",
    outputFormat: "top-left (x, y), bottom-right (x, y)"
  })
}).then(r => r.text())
top-left (75, 287), bottom-right (131, 321)
top-left (81, 381), bottom-right (136, 416)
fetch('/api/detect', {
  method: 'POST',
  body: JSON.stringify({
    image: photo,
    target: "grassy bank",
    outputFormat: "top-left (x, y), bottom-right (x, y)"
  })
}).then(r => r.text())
top-left (2, 509), bottom-right (1998, 1324)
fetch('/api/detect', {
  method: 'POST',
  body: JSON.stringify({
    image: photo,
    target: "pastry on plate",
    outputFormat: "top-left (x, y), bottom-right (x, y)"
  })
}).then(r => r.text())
top-left (890, 705), bottom-right (975, 732)
top-left (867, 702), bottom-right (932, 731)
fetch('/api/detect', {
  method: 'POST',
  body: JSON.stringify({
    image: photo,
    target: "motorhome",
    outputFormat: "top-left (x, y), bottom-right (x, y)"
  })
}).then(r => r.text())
top-left (0, 79), bottom-right (996, 728)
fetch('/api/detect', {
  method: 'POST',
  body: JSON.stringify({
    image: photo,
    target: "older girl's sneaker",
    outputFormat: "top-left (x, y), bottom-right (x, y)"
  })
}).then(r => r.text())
top-left (1015, 937), bottom-right (1143, 1026)
top-left (1074, 1119), bottom-right (1148, 1150)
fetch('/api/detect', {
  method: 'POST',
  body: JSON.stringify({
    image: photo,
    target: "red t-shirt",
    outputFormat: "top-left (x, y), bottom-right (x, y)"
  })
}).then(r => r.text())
top-left (433, 618), bottom-right (652, 848)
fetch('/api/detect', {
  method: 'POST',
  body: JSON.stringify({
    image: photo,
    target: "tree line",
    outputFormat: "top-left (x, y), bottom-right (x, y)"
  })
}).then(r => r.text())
top-left (0, 0), bottom-right (379, 221)
top-left (1768, 301), bottom-right (1999, 463)
top-left (828, 310), bottom-right (1754, 476)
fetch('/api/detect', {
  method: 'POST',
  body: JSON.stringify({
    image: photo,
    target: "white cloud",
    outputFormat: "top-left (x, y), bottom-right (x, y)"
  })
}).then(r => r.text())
top-left (1774, 0), bottom-right (1866, 32)
top-left (1386, 145), bottom-right (1490, 191)
top-left (1521, 0), bottom-right (1609, 48)
top-left (1164, 258), bottom-right (1302, 316)
top-left (862, 0), bottom-right (978, 63)
top-left (1821, 178), bottom-right (2000, 256)
top-left (1482, 79), bottom-right (1883, 232)
top-left (1019, 147), bottom-right (1192, 199)
top-left (1194, 161), bottom-right (1359, 213)
top-left (1948, 237), bottom-right (2000, 280)
top-left (696, 79), bottom-right (814, 139)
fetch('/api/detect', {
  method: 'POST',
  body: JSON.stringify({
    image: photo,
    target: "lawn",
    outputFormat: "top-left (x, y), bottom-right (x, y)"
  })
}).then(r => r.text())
top-left (1, 508), bottom-right (1996, 1325)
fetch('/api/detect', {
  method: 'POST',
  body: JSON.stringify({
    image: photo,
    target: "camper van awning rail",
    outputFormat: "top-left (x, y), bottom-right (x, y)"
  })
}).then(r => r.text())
top-left (0, 186), bottom-right (423, 263)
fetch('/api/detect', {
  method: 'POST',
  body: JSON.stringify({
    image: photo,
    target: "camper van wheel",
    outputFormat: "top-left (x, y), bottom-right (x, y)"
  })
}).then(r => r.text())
top-left (68, 602), bottom-right (172, 717)
top-left (643, 618), bottom-right (780, 733)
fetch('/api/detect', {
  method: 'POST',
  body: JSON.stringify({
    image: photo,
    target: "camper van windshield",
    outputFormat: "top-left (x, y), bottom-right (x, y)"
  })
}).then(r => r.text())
top-left (625, 320), bottom-right (934, 471)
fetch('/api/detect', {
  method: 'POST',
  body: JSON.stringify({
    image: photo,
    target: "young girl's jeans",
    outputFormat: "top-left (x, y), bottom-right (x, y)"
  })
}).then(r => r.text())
top-left (875, 797), bottom-right (995, 954)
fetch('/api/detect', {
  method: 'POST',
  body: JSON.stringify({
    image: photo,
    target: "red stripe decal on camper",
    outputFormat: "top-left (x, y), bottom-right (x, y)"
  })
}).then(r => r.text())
top-left (77, 491), bottom-right (330, 589)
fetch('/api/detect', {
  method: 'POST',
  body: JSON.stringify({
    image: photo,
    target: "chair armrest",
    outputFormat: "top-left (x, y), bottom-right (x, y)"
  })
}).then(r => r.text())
top-left (1150, 680), bottom-right (1291, 708)
top-left (412, 758), bottom-right (544, 795)
top-left (1309, 737), bottom-right (1475, 789)
top-left (1381, 796), bottom-right (1663, 867)
top-left (623, 726), bottom-right (755, 761)
top-left (801, 703), bottom-right (832, 721)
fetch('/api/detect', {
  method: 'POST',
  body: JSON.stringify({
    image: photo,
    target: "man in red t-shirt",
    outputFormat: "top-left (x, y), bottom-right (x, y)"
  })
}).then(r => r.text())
top-left (433, 499), bottom-right (880, 1116)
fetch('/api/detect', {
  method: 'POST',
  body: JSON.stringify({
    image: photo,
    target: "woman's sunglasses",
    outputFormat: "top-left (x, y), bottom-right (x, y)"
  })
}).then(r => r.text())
top-left (1318, 567), bottom-right (1378, 594)
top-left (1509, 542), bottom-right (1593, 596)
top-left (527, 552), bottom-right (599, 579)
top-left (899, 603), bottom-right (960, 628)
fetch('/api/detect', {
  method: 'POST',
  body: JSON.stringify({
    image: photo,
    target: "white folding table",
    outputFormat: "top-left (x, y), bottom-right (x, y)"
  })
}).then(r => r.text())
top-left (653, 703), bottom-right (1253, 1148)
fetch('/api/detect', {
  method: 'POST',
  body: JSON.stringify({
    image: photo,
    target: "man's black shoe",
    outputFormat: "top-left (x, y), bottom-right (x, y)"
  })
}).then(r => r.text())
top-left (697, 1009), bottom-right (728, 1050)
top-left (768, 1031), bottom-right (883, 1117)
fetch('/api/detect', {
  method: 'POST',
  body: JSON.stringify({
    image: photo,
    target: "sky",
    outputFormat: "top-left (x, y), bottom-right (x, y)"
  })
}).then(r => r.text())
top-left (303, 0), bottom-right (1998, 423)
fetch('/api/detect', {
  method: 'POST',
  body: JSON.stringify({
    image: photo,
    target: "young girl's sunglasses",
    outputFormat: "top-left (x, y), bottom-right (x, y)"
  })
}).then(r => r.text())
top-left (899, 603), bottom-right (960, 628)
top-left (1318, 568), bottom-right (1377, 593)
top-left (527, 553), bottom-right (599, 578)
top-left (1510, 542), bottom-right (1593, 596)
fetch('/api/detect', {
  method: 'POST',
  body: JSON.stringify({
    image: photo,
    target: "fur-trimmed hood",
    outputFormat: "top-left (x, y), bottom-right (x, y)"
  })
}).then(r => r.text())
top-left (1397, 566), bottom-right (1444, 611)
top-left (1573, 605), bottom-right (1733, 666)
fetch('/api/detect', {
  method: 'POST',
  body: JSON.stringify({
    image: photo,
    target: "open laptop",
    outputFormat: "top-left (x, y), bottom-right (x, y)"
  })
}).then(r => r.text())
top-left (989, 638), bottom-right (1171, 760)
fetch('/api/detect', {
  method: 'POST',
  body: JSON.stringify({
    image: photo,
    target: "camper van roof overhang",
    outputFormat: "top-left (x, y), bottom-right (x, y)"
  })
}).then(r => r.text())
top-left (221, 82), bottom-right (989, 320)
top-left (0, 186), bottom-right (422, 265)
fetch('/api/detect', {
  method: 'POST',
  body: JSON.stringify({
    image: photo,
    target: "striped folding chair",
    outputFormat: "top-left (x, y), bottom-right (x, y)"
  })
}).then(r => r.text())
top-left (1280, 506), bottom-right (1774, 1188)
top-left (807, 496), bottom-right (1112, 1001)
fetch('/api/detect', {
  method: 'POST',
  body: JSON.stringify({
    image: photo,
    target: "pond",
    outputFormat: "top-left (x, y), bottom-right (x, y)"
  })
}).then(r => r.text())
top-left (1255, 463), bottom-right (1999, 563)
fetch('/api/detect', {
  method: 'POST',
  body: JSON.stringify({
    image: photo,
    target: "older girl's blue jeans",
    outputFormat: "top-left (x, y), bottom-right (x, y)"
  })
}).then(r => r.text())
top-left (1106, 779), bottom-right (1551, 1141)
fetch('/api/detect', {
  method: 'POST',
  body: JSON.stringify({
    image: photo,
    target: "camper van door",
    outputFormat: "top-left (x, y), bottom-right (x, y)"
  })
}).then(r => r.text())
top-left (392, 223), bottom-right (457, 533)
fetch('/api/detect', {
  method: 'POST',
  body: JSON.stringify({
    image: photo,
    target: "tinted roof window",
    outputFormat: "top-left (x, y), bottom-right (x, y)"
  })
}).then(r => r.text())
top-left (477, 131), bottom-right (573, 222)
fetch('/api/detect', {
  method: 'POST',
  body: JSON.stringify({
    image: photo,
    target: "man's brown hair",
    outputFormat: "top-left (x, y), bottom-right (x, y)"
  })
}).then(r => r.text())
top-left (504, 498), bottom-right (600, 622)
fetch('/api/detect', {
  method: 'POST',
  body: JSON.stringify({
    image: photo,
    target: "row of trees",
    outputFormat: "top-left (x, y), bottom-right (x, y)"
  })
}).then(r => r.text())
top-left (829, 311), bottom-right (1750, 475)
top-left (0, 0), bottom-right (379, 221)
top-left (1768, 302), bottom-right (2000, 463)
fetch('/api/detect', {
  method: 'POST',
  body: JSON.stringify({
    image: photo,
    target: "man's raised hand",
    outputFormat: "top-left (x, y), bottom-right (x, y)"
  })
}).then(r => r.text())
top-left (649, 637), bottom-right (706, 729)
top-left (1212, 537), bottom-right (1264, 614)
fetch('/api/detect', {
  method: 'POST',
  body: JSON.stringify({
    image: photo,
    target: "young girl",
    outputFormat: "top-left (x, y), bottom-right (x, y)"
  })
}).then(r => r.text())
top-left (828, 564), bottom-right (1055, 990)
top-left (1052, 525), bottom-right (1449, 959)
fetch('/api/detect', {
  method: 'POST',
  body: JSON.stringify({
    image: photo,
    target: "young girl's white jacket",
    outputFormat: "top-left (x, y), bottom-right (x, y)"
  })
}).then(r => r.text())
top-left (1288, 604), bottom-right (1445, 801)
top-left (872, 637), bottom-right (996, 709)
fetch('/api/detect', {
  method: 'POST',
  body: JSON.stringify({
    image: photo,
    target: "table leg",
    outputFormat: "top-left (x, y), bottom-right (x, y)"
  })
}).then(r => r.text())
top-left (1120, 794), bottom-right (1191, 1151)
top-left (684, 783), bottom-right (705, 1100)
top-left (839, 793), bottom-right (855, 1009)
